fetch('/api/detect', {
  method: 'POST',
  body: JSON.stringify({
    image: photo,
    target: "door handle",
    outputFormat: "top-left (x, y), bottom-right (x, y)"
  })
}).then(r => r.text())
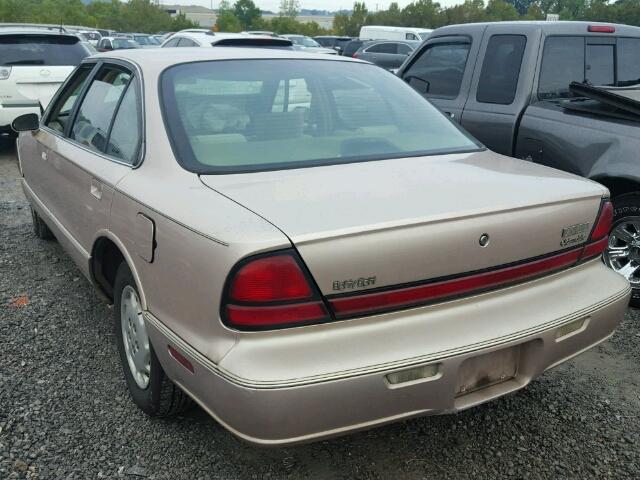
top-left (90, 178), bottom-right (102, 200)
top-left (444, 111), bottom-right (455, 119)
top-left (41, 151), bottom-right (47, 161)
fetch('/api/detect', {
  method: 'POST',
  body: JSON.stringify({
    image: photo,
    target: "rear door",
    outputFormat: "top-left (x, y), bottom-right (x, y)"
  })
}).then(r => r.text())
top-left (399, 33), bottom-right (479, 121)
top-left (362, 42), bottom-right (398, 69)
top-left (459, 24), bottom-right (538, 155)
top-left (37, 61), bottom-right (142, 256)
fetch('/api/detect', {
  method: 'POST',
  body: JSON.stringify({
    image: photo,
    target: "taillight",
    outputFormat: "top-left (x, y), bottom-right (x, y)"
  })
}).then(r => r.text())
top-left (352, 52), bottom-right (358, 58)
top-left (222, 250), bottom-right (329, 329)
top-left (580, 199), bottom-right (613, 260)
top-left (588, 25), bottom-right (615, 33)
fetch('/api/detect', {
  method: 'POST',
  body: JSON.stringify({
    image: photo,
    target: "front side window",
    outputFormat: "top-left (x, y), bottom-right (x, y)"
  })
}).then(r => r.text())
top-left (70, 66), bottom-right (132, 154)
top-left (397, 43), bottom-right (413, 55)
top-left (476, 35), bottom-right (526, 105)
top-left (403, 41), bottom-right (471, 98)
top-left (46, 63), bottom-right (95, 133)
top-left (406, 33), bottom-right (419, 41)
top-left (161, 60), bottom-right (480, 173)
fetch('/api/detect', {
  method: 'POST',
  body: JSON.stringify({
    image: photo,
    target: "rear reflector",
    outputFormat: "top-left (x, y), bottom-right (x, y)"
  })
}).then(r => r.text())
top-left (588, 25), bottom-right (615, 33)
top-left (168, 345), bottom-right (194, 373)
top-left (329, 248), bottom-right (583, 318)
top-left (581, 236), bottom-right (608, 260)
top-left (226, 302), bottom-right (327, 327)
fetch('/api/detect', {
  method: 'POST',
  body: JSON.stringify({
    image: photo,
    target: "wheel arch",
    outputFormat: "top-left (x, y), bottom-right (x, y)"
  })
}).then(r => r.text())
top-left (90, 231), bottom-right (147, 309)
top-left (590, 175), bottom-right (640, 200)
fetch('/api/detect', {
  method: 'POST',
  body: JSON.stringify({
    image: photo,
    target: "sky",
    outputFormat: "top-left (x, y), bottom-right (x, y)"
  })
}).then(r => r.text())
top-left (160, 0), bottom-right (464, 13)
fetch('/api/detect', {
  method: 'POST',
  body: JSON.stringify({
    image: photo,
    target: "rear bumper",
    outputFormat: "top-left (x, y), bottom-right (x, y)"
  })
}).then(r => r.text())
top-left (145, 260), bottom-right (630, 446)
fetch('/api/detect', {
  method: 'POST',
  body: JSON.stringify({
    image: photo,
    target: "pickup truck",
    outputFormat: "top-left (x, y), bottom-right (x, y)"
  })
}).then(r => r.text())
top-left (398, 21), bottom-right (640, 305)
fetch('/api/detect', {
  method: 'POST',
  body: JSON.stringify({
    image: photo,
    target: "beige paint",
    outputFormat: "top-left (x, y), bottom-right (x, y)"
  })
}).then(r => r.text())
top-left (17, 48), bottom-right (630, 445)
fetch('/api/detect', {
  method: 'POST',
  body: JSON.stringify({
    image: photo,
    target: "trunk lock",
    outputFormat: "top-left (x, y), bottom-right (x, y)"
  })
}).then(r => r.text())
top-left (479, 233), bottom-right (490, 247)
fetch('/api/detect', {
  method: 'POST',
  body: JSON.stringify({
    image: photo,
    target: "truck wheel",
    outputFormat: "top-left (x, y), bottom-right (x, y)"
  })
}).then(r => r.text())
top-left (114, 263), bottom-right (192, 416)
top-left (30, 207), bottom-right (54, 240)
top-left (604, 193), bottom-right (640, 307)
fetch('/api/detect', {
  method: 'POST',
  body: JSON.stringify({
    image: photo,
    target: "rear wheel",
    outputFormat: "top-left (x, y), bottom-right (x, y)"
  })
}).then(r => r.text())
top-left (604, 193), bottom-right (640, 307)
top-left (30, 207), bottom-right (54, 240)
top-left (114, 263), bottom-right (192, 416)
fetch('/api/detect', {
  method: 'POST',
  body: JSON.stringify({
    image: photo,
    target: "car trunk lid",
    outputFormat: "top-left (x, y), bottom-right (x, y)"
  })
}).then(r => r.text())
top-left (201, 151), bottom-right (605, 298)
top-left (8, 66), bottom-right (74, 108)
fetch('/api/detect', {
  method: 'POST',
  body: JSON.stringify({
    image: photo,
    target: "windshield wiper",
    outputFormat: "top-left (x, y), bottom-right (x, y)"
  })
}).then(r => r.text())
top-left (3, 59), bottom-right (45, 65)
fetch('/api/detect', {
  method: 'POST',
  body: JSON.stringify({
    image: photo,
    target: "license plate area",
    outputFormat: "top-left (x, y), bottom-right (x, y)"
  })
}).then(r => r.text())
top-left (456, 345), bottom-right (520, 397)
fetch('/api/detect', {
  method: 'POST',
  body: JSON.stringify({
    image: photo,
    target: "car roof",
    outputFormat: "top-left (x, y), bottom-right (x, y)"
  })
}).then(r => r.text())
top-left (92, 46), bottom-right (361, 68)
top-left (433, 20), bottom-right (640, 36)
top-left (0, 27), bottom-right (74, 37)
top-left (169, 31), bottom-right (293, 46)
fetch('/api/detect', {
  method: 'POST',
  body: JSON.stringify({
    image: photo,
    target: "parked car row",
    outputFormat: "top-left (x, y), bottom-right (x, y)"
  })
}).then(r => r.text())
top-left (8, 20), bottom-right (633, 447)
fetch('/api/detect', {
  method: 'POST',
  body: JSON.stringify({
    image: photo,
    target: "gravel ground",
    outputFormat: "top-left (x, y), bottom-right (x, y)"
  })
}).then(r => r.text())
top-left (1, 138), bottom-right (639, 479)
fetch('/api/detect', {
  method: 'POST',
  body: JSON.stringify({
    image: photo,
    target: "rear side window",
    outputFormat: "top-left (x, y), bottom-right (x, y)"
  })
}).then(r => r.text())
top-left (397, 43), bottom-right (413, 55)
top-left (618, 38), bottom-right (640, 86)
top-left (476, 35), bottom-right (526, 105)
top-left (163, 38), bottom-right (180, 47)
top-left (367, 43), bottom-right (397, 54)
top-left (0, 34), bottom-right (88, 66)
top-left (71, 66), bottom-right (132, 154)
top-left (402, 41), bottom-right (471, 98)
top-left (106, 83), bottom-right (142, 164)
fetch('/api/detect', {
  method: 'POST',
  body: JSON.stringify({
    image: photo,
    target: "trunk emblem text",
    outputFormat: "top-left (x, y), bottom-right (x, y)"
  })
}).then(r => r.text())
top-left (333, 277), bottom-right (377, 291)
top-left (561, 223), bottom-right (589, 247)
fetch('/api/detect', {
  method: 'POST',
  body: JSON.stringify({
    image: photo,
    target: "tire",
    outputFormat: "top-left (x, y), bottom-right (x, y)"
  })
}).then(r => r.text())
top-left (606, 193), bottom-right (640, 308)
top-left (30, 207), bottom-right (54, 240)
top-left (113, 263), bottom-right (192, 416)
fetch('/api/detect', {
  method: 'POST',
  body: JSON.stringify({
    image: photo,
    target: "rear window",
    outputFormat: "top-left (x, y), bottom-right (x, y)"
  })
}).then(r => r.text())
top-left (538, 36), bottom-right (640, 99)
top-left (161, 59), bottom-right (480, 174)
top-left (0, 34), bottom-right (88, 66)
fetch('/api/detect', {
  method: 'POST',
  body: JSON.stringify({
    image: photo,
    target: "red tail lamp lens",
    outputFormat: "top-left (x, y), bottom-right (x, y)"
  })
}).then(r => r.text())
top-left (224, 252), bottom-right (329, 329)
top-left (590, 200), bottom-right (613, 241)
top-left (588, 25), bottom-right (615, 33)
top-left (229, 254), bottom-right (313, 302)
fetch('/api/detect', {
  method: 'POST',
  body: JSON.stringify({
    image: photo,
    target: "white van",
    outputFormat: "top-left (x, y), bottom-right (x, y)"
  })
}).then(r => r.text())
top-left (359, 25), bottom-right (432, 42)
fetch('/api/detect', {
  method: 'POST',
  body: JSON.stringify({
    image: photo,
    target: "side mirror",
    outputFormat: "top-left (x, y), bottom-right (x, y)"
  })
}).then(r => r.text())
top-left (12, 113), bottom-right (39, 132)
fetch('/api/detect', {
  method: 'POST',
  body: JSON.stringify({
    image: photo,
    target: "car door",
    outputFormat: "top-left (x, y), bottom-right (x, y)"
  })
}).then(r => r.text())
top-left (36, 61), bottom-right (141, 268)
top-left (364, 42), bottom-right (398, 69)
top-left (399, 34), bottom-right (479, 122)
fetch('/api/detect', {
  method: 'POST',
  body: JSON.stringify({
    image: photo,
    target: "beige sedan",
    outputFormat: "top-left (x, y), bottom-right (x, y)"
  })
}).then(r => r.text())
top-left (13, 48), bottom-right (630, 446)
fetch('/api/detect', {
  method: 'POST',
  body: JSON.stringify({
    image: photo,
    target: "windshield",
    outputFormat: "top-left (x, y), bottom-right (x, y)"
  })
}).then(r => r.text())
top-left (161, 60), bottom-right (480, 173)
top-left (0, 34), bottom-right (89, 66)
top-left (113, 39), bottom-right (138, 49)
top-left (134, 35), bottom-right (151, 45)
top-left (291, 36), bottom-right (321, 48)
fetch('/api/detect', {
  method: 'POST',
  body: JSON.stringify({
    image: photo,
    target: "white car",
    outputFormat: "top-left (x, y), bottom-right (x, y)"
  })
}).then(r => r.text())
top-left (161, 31), bottom-right (293, 49)
top-left (282, 34), bottom-right (338, 55)
top-left (360, 25), bottom-right (433, 41)
top-left (0, 28), bottom-right (90, 136)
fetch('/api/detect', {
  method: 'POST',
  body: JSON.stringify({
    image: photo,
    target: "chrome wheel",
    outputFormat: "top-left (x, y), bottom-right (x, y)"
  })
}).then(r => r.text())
top-left (604, 220), bottom-right (640, 288)
top-left (120, 285), bottom-right (150, 389)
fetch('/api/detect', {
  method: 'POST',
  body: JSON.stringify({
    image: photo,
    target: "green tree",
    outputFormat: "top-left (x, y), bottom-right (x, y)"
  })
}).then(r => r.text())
top-left (485, 0), bottom-right (519, 20)
top-left (279, 0), bottom-right (300, 18)
top-left (233, 0), bottom-right (261, 29)
top-left (333, 2), bottom-right (368, 36)
top-left (401, 0), bottom-right (442, 27)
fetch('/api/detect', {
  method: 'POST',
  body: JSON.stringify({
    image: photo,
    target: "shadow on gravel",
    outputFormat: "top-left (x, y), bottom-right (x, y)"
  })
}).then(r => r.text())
top-left (1, 138), bottom-right (638, 480)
